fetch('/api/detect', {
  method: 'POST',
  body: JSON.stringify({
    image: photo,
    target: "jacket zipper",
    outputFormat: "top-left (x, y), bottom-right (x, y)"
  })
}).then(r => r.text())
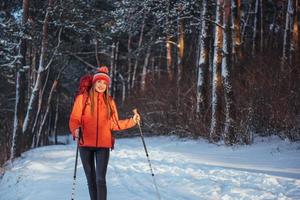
top-left (96, 93), bottom-right (99, 147)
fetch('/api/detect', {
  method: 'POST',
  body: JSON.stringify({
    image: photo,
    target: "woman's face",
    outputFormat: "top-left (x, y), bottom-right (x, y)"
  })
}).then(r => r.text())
top-left (94, 80), bottom-right (107, 93)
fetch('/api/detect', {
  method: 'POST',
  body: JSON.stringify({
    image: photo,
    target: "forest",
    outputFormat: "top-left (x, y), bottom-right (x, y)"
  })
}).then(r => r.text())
top-left (0, 0), bottom-right (299, 166)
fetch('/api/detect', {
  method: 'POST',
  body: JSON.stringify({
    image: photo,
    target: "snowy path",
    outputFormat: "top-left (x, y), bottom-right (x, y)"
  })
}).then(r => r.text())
top-left (0, 136), bottom-right (300, 200)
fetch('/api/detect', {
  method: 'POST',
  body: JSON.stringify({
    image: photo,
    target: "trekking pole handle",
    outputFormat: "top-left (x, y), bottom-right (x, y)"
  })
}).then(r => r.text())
top-left (133, 108), bottom-right (140, 126)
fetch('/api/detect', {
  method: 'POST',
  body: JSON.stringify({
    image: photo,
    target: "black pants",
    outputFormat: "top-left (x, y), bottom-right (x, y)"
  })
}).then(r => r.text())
top-left (79, 147), bottom-right (110, 200)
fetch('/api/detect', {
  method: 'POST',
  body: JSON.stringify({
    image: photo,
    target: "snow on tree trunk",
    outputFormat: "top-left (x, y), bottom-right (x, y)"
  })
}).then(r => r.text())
top-left (110, 42), bottom-right (116, 96)
top-left (165, 1), bottom-right (173, 81)
top-left (158, 43), bottom-right (164, 79)
top-left (127, 34), bottom-right (132, 96)
top-left (281, 0), bottom-right (293, 70)
top-left (291, 0), bottom-right (299, 63)
top-left (131, 17), bottom-right (145, 89)
top-left (210, 0), bottom-right (224, 142)
top-left (31, 68), bottom-right (51, 144)
top-left (35, 60), bottom-right (66, 147)
top-left (95, 38), bottom-right (100, 67)
top-left (28, 47), bottom-right (37, 95)
top-left (141, 41), bottom-right (152, 92)
top-left (166, 35), bottom-right (173, 81)
top-left (35, 80), bottom-right (58, 147)
top-left (53, 93), bottom-right (59, 145)
top-left (176, 5), bottom-right (184, 108)
top-left (113, 42), bottom-right (119, 99)
top-left (151, 56), bottom-right (155, 78)
top-left (259, 0), bottom-right (263, 52)
top-left (196, 0), bottom-right (210, 116)
top-left (232, 0), bottom-right (242, 60)
top-left (22, 0), bottom-right (54, 135)
top-left (241, 2), bottom-right (252, 43)
top-left (252, 0), bottom-right (259, 55)
top-left (222, 0), bottom-right (236, 145)
top-left (11, 0), bottom-right (29, 160)
top-left (11, 71), bottom-right (23, 160)
top-left (118, 73), bottom-right (126, 103)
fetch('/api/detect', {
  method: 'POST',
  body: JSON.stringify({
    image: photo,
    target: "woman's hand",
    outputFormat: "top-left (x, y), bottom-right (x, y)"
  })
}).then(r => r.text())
top-left (74, 128), bottom-right (80, 139)
top-left (132, 109), bottom-right (141, 125)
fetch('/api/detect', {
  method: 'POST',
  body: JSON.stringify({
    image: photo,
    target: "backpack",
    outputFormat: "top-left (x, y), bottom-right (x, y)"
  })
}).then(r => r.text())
top-left (75, 74), bottom-right (115, 150)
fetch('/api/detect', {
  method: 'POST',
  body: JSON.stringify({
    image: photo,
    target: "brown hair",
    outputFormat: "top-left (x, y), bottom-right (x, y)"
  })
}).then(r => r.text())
top-left (88, 84), bottom-right (112, 119)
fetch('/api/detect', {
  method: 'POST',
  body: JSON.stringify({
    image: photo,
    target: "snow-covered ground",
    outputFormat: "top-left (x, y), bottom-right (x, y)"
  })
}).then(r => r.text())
top-left (0, 135), bottom-right (300, 200)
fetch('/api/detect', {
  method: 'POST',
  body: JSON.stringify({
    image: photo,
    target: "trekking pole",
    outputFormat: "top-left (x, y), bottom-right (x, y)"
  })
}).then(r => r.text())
top-left (71, 130), bottom-right (80, 200)
top-left (133, 109), bottom-right (162, 200)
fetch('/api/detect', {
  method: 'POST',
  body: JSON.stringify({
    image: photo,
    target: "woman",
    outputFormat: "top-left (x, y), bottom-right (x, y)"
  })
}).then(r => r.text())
top-left (69, 66), bottom-right (140, 200)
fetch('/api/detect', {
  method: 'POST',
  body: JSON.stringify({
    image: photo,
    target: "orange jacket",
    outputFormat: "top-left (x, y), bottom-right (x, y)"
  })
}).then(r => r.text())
top-left (69, 93), bottom-right (136, 148)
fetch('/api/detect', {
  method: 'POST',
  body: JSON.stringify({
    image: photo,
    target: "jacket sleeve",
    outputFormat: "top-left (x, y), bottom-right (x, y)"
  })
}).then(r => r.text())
top-left (110, 98), bottom-right (136, 131)
top-left (69, 95), bottom-right (83, 137)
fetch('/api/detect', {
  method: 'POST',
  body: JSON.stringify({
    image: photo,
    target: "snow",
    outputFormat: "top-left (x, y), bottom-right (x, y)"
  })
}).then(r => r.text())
top-left (0, 135), bottom-right (300, 200)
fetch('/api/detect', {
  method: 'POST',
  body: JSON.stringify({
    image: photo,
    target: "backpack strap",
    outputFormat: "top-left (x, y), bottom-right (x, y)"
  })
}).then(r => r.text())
top-left (79, 93), bottom-right (89, 145)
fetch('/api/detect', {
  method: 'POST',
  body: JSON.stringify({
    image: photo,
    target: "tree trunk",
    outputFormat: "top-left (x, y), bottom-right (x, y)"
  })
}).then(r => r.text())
top-left (95, 38), bottom-right (100, 67)
top-left (196, 0), bottom-right (210, 116)
top-left (259, 0), bottom-right (263, 52)
top-left (241, 2), bottom-right (252, 43)
top-left (35, 60), bottom-right (67, 147)
top-left (113, 42), bottom-right (119, 99)
top-left (127, 34), bottom-right (132, 96)
top-left (252, 0), bottom-right (259, 55)
top-left (291, 0), bottom-right (299, 63)
top-left (35, 80), bottom-right (58, 147)
top-left (28, 47), bottom-right (37, 96)
top-left (166, 35), bottom-right (173, 80)
top-left (210, 0), bottom-right (224, 142)
top-left (151, 56), bottom-right (155, 77)
top-left (31, 67), bottom-right (51, 143)
top-left (11, 72), bottom-right (26, 159)
top-left (110, 42), bottom-right (116, 95)
top-left (53, 93), bottom-right (59, 145)
top-left (11, 0), bottom-right (30, 160)
top-left (141, 41), bottom-right (152, 92)
top-left (232, 0), bottom-right (242, 60)
top-left (118, 73), bottom-right (126, 104)
top-left (22, 0), bottom-right (54, 137)
top-left (222, 0), bottom-right (236, 145)
top-left (281, 0), bottom-right (293, 70)
top-left (132, 17), bottom-right (145, 89)
top-left (177, 5), bottom-right (184, 108)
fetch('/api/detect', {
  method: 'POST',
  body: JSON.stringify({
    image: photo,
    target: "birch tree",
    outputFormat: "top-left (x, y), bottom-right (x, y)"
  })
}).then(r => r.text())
top-left (196, 0), bottom-right (210, 116)
top-left (176, 4), bottom-right (184, 107)
top-left (232, 0), bottom-right (242, 60)
top-left (131, 17), bottom-right (145, 89)
top-left (11, 0), bottom-right (30, 160)
top-left (140, 41), bottom-right (152, 92)
top-left (291, 0), bottom-right (299, 63)
top-left (127, 34), bottom-right (133, 95)
top-left (222, 0), bottom-right (236, 144)
top-left (252, 0), bottom-right (259, 55)
top-left (259, 0), bottom-right (263, 51)
top-left (113, 42), bottom-right (119, 99)
top-left (210, 0), bottom-right (224, 142)
top-left (22, 0), bottom-right (54, 136)
top-left (281, 0), bottom-right (293, 70)
top-left (110, 42), bottom-right (116, 95)
top-left (166, 0), bottom-right (173, 81)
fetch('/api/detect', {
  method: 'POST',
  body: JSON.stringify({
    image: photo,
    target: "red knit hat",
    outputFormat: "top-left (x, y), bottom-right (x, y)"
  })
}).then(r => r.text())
top-left (93, 66), bottom-right (111, 85)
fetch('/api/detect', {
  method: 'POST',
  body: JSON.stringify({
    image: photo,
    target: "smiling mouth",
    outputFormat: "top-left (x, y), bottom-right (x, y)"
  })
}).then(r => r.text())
top-left (97, 87), bottom-right (105, 91)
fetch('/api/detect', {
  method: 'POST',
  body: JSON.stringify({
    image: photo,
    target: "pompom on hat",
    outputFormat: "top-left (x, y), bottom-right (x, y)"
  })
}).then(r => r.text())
top-left (92, 66), bottom-right (111, 85)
